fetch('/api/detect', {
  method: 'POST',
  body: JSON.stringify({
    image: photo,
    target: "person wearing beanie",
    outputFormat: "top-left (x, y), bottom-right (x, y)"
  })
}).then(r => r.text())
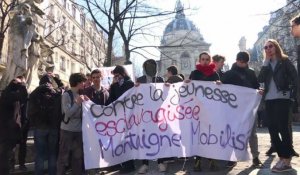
top-left (221, 51), bottom-right (263, 169)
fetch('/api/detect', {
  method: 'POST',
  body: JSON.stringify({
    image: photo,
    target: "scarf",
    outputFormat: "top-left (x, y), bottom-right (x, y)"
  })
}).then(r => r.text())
top-left (196, 63), bottom-right (216, 76)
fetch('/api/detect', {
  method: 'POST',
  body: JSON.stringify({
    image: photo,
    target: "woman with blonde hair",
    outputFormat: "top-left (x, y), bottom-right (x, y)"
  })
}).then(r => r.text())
top-left (258, 39), bottom-right (298, 172)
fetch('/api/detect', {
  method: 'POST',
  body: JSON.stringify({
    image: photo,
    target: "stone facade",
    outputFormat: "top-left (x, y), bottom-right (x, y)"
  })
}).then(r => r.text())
top-left (251, 0), bottom-right (300, 64)
top-left (157, 0), bottom-right (210, 79)
top-left (0, 0), bottom-right (107, 91)
top-left (41, 0), bottom-right (107, 89)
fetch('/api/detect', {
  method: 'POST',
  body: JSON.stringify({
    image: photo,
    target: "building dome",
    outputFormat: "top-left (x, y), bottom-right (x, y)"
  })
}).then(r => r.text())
top-left (163, 1), bottom-right (199, 35)
top-left (158, 0), bottom-right (210, 80)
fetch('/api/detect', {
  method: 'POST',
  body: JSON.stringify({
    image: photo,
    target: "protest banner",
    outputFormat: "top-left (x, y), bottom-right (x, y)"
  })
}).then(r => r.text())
top-left (82, 81), bottom-right (261, 169)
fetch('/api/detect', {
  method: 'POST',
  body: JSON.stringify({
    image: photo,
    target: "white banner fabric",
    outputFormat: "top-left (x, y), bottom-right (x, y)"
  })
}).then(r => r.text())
top-left (82, 81), bottom-right (261, 169)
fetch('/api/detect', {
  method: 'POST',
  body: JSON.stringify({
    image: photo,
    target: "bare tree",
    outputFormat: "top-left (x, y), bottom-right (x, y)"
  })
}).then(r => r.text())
top-left (0, 0), bottom-right (17, 59)
top-left (83, 0), bottom-right (124, 66)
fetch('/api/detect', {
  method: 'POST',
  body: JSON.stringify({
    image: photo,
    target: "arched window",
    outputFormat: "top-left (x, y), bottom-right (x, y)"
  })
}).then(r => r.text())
top-left (180, 51), bottom-right (191, 70)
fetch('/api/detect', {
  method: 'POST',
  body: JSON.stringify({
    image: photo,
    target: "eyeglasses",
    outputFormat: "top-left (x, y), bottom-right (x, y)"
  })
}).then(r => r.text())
top-left (264, 45), bottom-right (274, 50)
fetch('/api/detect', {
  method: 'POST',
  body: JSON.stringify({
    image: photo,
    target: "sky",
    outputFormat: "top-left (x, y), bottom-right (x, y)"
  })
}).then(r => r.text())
top-left (134, 0), bottom-right (287, 66)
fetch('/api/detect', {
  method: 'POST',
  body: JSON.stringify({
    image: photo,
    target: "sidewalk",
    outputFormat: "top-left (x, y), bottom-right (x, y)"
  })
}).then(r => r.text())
top-left (11, 126), bottom-right (300, 175)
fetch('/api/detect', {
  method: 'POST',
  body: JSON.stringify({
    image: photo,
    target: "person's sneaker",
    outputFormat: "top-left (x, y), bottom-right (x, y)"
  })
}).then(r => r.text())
top-left (193, 159), bottom-right (202, 172)
top-left (292, 149), bottom-right (299, 157)
top-left (158, 163), bottom-right (167, 172)
top-left (138, 164), bottom-right (148, 174)
top-left (271, 160), bottom-right (292, 172)
top-left (252, 157), bottom-right (264, 168)
top-left (226, 161), bottom-right (237, 168)
top-left (19, 165), bottom-right (27, 171)
top-left (265, 146), bottom-right (276, 156)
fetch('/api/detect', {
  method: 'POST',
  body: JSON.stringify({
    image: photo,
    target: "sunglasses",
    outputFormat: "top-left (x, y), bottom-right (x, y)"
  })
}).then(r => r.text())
top-left (264, 45), bottom-right (274, 50)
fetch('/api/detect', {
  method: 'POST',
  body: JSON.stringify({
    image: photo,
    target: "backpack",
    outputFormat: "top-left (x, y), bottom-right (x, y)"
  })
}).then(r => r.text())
top-left (61, 90), bottom-right (74, 124)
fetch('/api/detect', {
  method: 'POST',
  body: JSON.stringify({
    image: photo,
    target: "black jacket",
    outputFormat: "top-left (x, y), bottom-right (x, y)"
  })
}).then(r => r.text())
top-left (221, 64), bottom-right (259, 89)
top-left (28, 84), bottom-right (61, 129)
top-left (258, 59), bottom-right (298, 99)
top-left (189, 70), bottom-right (220, 81)
top-left (83, 86), bottom-right (109, 105)
top-left (136, 75), bottom-right (164, 83)
top-left (166, 75), bottom-right (183, 84)
top-left (0, 81), bottom-right (27, 144)
top-left (106, 76), bottom-right (134, 105)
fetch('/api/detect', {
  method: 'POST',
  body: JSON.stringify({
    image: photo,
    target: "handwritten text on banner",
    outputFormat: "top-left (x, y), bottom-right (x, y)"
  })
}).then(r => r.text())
top-left (82, 81), bottom-right (261, 169)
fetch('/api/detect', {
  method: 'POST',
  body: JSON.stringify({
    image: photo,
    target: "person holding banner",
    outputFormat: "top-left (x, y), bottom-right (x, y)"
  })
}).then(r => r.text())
top-left (221, 51), bottom-right (264, 169)
top-left (106, 65), bottom-right (135, 173)
top-left (189, 51), bottom-right (220, 172)
top-left (165, 65), bottom-right (184, 84)
top-left (258, 39), bottom-right (298, 173)
top-left (57, 73), bottom-right (89, 175)
top-left (189, 52), bottom-right (220, 82)
top-left (136, 59), bottom-right (167, 174)
top-left (212, 54), bottom-right (226, 79)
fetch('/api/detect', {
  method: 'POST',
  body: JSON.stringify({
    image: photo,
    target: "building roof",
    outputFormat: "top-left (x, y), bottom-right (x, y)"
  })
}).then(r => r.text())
top-left (163, 0), bottom-right (199, 35)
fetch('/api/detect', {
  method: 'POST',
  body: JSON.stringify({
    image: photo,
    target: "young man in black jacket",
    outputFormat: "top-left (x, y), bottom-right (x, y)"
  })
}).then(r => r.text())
top-left (136, 59), bottom-right (167, 174)
top-left (28, 74), bottom-right (64, 175)
top-left (0, 78), bottom-right (28, 174)
top-left (221, 51), bottom-right (263, 168)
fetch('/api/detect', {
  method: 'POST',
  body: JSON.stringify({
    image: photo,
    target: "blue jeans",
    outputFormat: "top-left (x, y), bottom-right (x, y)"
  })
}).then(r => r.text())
top-left (34, 129), bottom-right (59, 175)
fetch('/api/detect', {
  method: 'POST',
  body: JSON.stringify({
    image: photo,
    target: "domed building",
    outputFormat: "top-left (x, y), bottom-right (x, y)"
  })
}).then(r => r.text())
top-left (157, 0), bottom-right (210, 78)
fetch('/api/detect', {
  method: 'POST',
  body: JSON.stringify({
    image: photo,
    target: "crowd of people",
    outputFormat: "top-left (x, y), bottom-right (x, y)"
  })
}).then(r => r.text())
top-left (0, 15), bottom-right (300, 175)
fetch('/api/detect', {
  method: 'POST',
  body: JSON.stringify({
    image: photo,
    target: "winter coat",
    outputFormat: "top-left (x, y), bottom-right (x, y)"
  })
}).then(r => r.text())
top-left (189, 63), bottom-right (220, 81)
top-left (166, 75), bottom-right (183, 84)
top-left (258, 58), bottom-right (298, 99)
top-left (136, 75), bottom-right (164, 83)
top-left (28, 84), bottom-right (61, 129)
top-left (83, 86), bottom-right (109, 105)
top-left (106, 76), bottom-right (134, 105)
top-left (0, 81), bottom-right (27, 144)
top-left (221, 63), bottom-right (259, 89)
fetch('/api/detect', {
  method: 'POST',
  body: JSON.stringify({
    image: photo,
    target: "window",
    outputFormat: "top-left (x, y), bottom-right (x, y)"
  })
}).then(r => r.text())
top-left (60, 56), bottom-right (66, 71)
top-left (72, 5), bottom-right (76, 18)
top-left (68, 21), bottom-right (70, 31)
top-left (72, 25), bottom-right (76, 36)
top-left (49, 4), bottom-right (54, 19)
top-left (80, 14), bottom-right (85, 28)
top-left (80, 34), bottom-right (84, 45)
top-left (55, 52), bottom-right (58, 63)
top-left (71, 62), bottom-right (75, 73)
top-left (67, 59), bottom-right (70, 69)
top-left (48, 25), bottom-right (53, 36)
top-left (63, 0), bottom-right (67, 8)
top-left (90, 57), bottom-right (93, 67)
top-left (72, 43), bottom-right (75, 53)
